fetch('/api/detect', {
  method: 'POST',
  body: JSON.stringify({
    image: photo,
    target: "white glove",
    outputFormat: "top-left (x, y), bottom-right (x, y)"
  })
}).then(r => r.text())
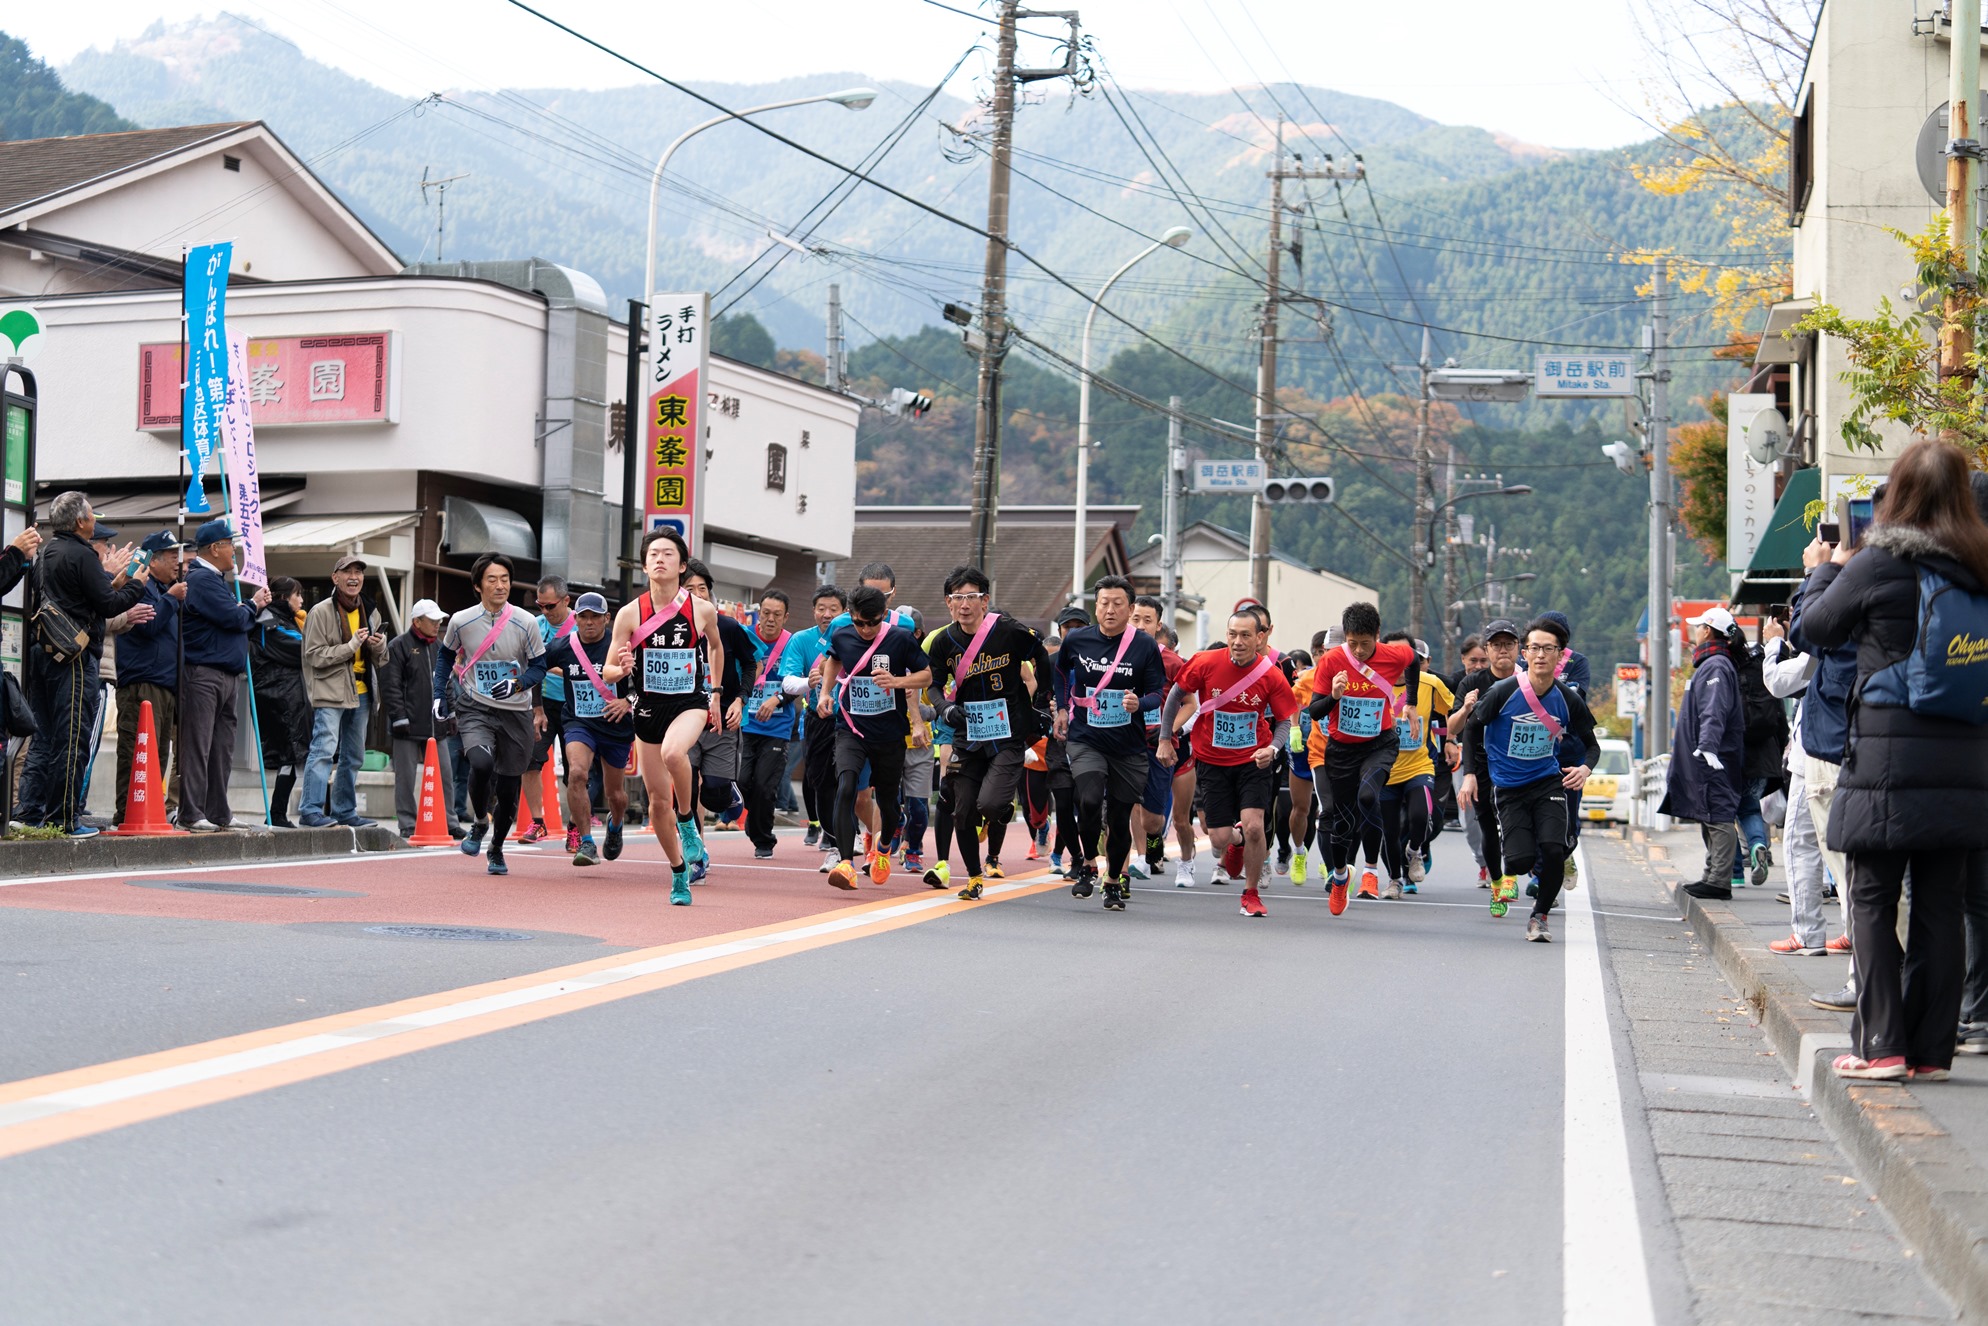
top-left (1696, 748), bottom-right (1724, 771)
top-left (432, 697), bottom-right (450, 723)
top-left (488, 678), bottom-right (520, 700)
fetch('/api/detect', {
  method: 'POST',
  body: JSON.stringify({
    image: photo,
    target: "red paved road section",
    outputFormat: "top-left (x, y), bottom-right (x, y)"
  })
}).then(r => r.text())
top-left (0, 832), bottom-right (990, 948)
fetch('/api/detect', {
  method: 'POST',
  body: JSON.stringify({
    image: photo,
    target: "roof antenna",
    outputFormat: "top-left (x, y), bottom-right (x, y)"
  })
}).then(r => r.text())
top-left (419, 166), bottom-right (470, 262)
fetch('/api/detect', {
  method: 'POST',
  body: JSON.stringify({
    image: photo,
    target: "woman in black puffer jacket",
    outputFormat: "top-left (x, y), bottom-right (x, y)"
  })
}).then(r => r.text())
top-left (1796, 439), bottom-right (1988, 1082)
top-left (249, 577), bottom-right (312, 827)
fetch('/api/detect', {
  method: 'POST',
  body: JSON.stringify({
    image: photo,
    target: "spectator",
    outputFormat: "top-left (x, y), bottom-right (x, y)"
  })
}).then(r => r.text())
top-left (298, 554), bottom-right (386, 829)
top-left (1662, 605), bottom-right (1745, 901)
top-left (0, 522), bottom-right (37, 752)
top-left (382, 599), bottom-right (460, 840)
top-left (520, 575), bottom-right (573, 844)
top-left (21, 492), bottom-right (143, 835)
top-left (1734, 625), bottom-right (1790, 886)
top-left (179, 518), bottom-right (270, 831)
top-left (1801, 438), bottom-right (1988, 1082)
top-left (251, 578), bottom-right (310, 828)
top-left (1758, 613), bottom-right (1839, 957)
top-left (110, 531), bottom-right (186, 828)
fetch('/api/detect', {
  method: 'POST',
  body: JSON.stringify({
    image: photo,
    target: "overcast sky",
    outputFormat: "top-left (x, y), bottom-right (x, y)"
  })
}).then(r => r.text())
top-left (7, 0), bottom-right (1664, 151)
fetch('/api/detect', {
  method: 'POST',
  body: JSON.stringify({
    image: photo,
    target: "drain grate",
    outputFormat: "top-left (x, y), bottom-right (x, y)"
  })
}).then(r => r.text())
top-left (130, 879), bottom-right (361, 899)
top-left (361, 924), bottom-right (535, 942)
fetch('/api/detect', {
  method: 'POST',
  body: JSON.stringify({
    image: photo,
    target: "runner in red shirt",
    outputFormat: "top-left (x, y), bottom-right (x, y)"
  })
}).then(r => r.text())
top-left (1156, 608), bottom-right (1297, 917)
top-left (1306, 601), bottom-right (1417, 915)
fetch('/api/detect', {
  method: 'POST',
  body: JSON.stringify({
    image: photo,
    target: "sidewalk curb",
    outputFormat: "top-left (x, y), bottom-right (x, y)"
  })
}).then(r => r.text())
top-left (0, 825), bottom-right (405, 877)
top-left (1623, 827), bottom-right (1988, 1322)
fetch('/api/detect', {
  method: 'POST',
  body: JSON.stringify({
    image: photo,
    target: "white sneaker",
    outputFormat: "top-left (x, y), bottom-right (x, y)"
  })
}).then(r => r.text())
top-left (186, 819), bottom-right (221, 834)
top-left (1127, 860), bottom-right (1148, 880)
top-left (1406, 854), bottom-right (1425, 884)
top-left (819, 848), bottom-right (837, 874)
top-left (1382, 878), bottom-right (1404, 901)
top-left (1175, 861), bottom-right (1197, 889)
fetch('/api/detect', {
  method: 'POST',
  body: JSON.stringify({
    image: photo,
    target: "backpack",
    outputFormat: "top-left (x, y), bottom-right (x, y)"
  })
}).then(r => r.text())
top-left (1862, 565), bottom-right (1988, 724)
top-left (1736, 644), bottom-right (1787, 751)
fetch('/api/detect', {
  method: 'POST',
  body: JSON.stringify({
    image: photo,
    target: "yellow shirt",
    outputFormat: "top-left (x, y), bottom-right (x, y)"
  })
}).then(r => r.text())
top-left (1388, 673), bottom-right (1454, 784)
top-left (346, 606), bottom-right (368, 695)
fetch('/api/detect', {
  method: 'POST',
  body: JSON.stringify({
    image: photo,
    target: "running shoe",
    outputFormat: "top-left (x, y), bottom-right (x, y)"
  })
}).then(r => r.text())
top-left (986, 860), bottom-right (1005, 879)
top-left (1827, 933), bottom-right (1853, 954)
top-left (603, 820), bottom-right (624, 861)
top-left (863, 830), bottom-right (876, 859)
top-left (804, 823), bottom-right (821, 847)
top-left (486, 845), bottom-right (508, 876)
top-left (1358, 869), bottom-right (1380, 900)
top-left (1127, 859), bottom-right (1149, 880)
top-left (1208, 861), bottom-right (1233, 887)
top-left (819, 847), bottom-right (838, 873)
top-left (1910, 1065), bottom-right (1951, 1082)
top-left (923, 861), bottom-right (951, 890)
top-left (1145, 835), bottom-right (1165, 865)
top-left (1175, 861), bottom-right (1198, 889)
top-left (1222, 841), bottom-right (1245, 880)
top-left (1495, 875), bottom-right (1519, 903)
top-left (904, 850), bottom-right (924, 873)
top-left (828, 860), bottom-right (858, 890)
top-left (564, 825), bottom-right (582, 854)
top-left (689, 854), bottom-right (709, 884)
top-left (1026, 839), bottom-right (1041, 861)
top-left (1769, 935), bottom-right (1826, 956)
top-left (1525, 878), bottom-right (1539, 898)
top-left (461, 820), bottom-right (488, 856)
top-left (868, 851), bottom-right (892, 886)
top-left (1526, 914), bottom-right (1551, 942)
top-left (1049, 851), bottom-right (1064, 875)
top-left (1831, 1053), bottom-right (1906, 1081)
top-left (1749, 842), bottom-right (1772, 886)
top-left (519, 820), bottom-right (548, 845)
top-left (1071, 867), bottom-right (1096, 899)
top-left (1957, 1023), bottom-right (1988, 1055)
top-left (1103, 879), bottom-right (1127, 911)
top-left (727, 785), bottom-right (746, 825)
top-left (670, 862), bottom-right (692, 906)
top-left (1239, 886), bottom-right (1267, 918)
top-left (1381, 878), bottom-right (1403, 901)
top-left (573, 837), bottom-right (599, 867)
top-left (754, 845), bottom-right (775, 859)
top-left (1406, 853), bottom-right (1425, 884)
top-left (1402, 880), bottom-right (1418, 895)
top-left (1275, 851), bottom-right (1292, 877)
top-left (1490, 897), bottom-right (1509, 918)
top-left (1811, 983), bottom-right (1855, 1012)
top-left (1563, 853), bottom-right (1578, 885)
top-left (1290, 850), bottom-right (1309, 886)
top-left (1477, 867), bottom-right (1490, 890)
top-left (1327, 871), bottom-right (1349, 916)
top-left (680, 816), bottom-right (708, 869)
top-left (957, 878), bottom-right (984, 900)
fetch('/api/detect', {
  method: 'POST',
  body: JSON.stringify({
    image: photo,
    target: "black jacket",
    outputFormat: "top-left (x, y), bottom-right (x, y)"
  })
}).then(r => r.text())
top-left (249, 605), bottom-right (311, 770)
top-left (1798, 523), bottom-right (1988, 852)
top-left (37, 530), bottom-right (144, 663)
top-left (380, 627), bottom-right (445, 741)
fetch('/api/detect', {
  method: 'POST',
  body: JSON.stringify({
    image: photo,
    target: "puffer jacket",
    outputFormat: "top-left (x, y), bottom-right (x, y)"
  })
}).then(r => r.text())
top-left (250, 604), bottom-right (311, 769)
top-left (1659, 641), bottom-right (1744, 823)
top-left (1798, 523), bottom-right (1988, 852)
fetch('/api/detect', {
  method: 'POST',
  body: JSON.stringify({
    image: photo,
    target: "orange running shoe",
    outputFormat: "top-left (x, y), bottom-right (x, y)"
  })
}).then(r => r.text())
top-left (1358, 868), bottom-right (1380, 899)
top-left (868, 850), bottom-right (892, 885)
top-left (828, 860), bottom-right (859, 890)
top-left (1328, 870), bottom-right (1350, 916)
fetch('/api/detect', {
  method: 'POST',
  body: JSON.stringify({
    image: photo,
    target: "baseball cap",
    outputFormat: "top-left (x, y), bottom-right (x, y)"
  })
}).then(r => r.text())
top-left (411, 598), bottom-right (447, 623)
top-left (332, 552), bottom-right (367, 573)
top-left (138, 531), bottom-right (179, 554)
top-left (192, 517), bottom-right (232, 548)
top-left (574, 591), bottom-right (609, 614)
top-left (1056, 605), bottom-right (1091, 628)
top-left (1688, 605), bottom-right (1737, 634)
top-left (1482, 618), bottom-right (1521, 642)
top-left (90, 522), bottom-right (120, 542)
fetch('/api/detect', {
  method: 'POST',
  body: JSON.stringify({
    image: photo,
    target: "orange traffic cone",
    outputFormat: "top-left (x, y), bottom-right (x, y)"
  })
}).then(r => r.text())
top-left (109, 700), bottom-right (185, 836)
top-left (406, 738), bottom-right (455, 846)
top-left (516, 759), bottom-right (564, 835)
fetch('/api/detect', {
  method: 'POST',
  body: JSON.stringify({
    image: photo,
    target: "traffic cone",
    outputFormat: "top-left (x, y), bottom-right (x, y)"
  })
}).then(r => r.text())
top-left (406, 738), bottom-right (455, 847)
top-left (516, 759), bottom-right (564, 835)
top-left (109, 700), bottom-right (185, 836)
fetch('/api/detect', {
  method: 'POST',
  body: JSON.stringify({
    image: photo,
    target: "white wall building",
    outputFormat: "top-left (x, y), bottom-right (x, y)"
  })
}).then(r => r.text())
top-left (1126, 521), bottom-right (1377, 652)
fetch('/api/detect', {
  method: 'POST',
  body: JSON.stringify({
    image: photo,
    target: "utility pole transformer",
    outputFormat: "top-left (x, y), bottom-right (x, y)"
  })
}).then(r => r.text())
top-left (967, 3), bottom-right (1082, 587)
top-left (1944, 0), bottom-right (1982, 385)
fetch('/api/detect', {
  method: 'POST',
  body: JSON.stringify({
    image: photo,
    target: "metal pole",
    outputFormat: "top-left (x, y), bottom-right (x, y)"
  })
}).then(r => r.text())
top-left (825, 283), bottom-right (844, 393)
top-left (1409, 326), bottom-right (1432, 642)
top-left (618, 298), bottom-right (644, 607)
top-left (969, 0), bottom-right (1020, 578)
top-left (1944, 0), bottom-right (1982, 385)
top-left (1162, 395), bottom-right (1183, 622)
top-left (1250, 116), bottom-right (1285, 608)
top-left (1648, 259), bottom-right (1673, 760)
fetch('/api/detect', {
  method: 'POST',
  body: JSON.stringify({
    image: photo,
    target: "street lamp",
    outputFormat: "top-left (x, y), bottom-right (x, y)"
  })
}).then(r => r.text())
top-left (642, 87), bottom-right (877, 306)
top-left (1425, 484), bottom-right (1531, 567)
top-left (1073, 226), bottom-right (1193, 604)
top-left (1458, 571), bottom-right (1537, 601)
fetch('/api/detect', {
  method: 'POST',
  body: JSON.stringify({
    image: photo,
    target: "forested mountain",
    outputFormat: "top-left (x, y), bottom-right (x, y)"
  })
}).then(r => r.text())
top-left (0, 34), bottom-right (131, 140)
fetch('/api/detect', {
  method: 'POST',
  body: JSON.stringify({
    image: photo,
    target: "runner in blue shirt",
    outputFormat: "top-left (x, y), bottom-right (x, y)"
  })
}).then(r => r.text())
top-left (782, 584), bottom-right (848, 868)
top-left (739, 589), bottom-right (797, 858)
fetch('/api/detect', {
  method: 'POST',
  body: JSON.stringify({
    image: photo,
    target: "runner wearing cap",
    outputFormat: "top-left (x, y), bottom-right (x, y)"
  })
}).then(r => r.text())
top-left (433, 552), bottom-right (548, 877)
top-left (739, 589), bottom-right (799, 860)
top-left (519, 576), bottom-right (574, 846)
top-left (815, 585), bottom-right (931, 889)
top-left (1452, 618), bottom-right (1523, 904)
top-left (542, 592), bottom-right (633, 867)
top-left (1308, 601), bottom-right (1417, 916)
top-left (600, 529), bottom-right (726, 905)
top-left (1374, 633), bottom-right (1452, 899)
top-left (1460, 615), bottom-right (1599, 940)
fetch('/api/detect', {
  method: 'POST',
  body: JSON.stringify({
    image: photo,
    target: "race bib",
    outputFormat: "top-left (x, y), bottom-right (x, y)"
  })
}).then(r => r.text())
top-left (846, 675), bottom-right (893, 717)
top-left (1144, 708), bottom-right (1160, 730)
top-left (570, 684), bottom-right (607, 720)
top-left (1087, 688), bottom-right (1131, 729)
top-left (964, 698), bottom-right (1012, 742)
top-left (1339, 694), bottom-right (1384, 738)
top-left (471, 659), bottom-right (519, 697)
top-left (1396, 712), bottom-right (1420, 752)
top-left (749, 682), bottom-right (780, 716)
top-left (1211, 709), bottom-right (1258, 750)
top-left (642, 647), bottom-right (695, 696)
top-left (1507, 717), bottom-right (1553, 762)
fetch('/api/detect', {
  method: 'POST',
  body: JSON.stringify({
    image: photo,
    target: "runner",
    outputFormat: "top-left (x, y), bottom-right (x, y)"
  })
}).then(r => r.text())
top-left (926, 566), bottom-right (1052, 901)
top-left (1308, 602), bottom-right (1417, 915)
top-left (1053, 576), bottom-right (1169, 910)
top-left (781, 586), bottom-right (847, 869)
top-left (814, 585), bottom-right (931, 889)
top-left (601, 529), bottom-right (726, 906)
top-left (1160, 625), bottom-right (1204, 886)
top-left (920, 618), bottom-right (961, 891)
top-left (1443, 633), bottom-right (1489, 878)
top-left (1129, 596), bottom-right (1182, 877)
top-left (432, 552), bottom-right (550, 878)
top-left (1452, 618), bottom-right (1522, 904)
top-left (1375, 634), bottom-right (1452, 899)
top-left (1459, 615), bottom-right (1599, 940)
top-left (1157, 608), bottom-right (1297, 917)
top-left (521, 575), bottom-right (573, 845)
top-left (739, 589), bottom-right (796, 860)
top-left (540, 591), bottom-right (632, 866)
top-left (824, 563), bottom-right (916, 859)
top-left (681, 559), bottom-right (758, 879)
top-left (888, 606), bottom-right (936, 872)
top-left (1281, 646), bottom-right (1319, 883)
top-left (1538, 609), bottom-right (1592, 890)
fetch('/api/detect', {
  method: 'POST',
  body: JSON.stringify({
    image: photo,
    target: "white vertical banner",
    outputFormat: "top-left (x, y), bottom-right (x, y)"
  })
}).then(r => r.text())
top-left (1726, 392), bottom-right (1779, 574)
top-left (219, 328), bottom-right (267, 587)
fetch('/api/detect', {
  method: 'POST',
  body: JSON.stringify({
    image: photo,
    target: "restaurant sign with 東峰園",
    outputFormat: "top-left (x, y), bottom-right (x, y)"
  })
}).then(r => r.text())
top-left (138, 333), bottom-right (397, 429)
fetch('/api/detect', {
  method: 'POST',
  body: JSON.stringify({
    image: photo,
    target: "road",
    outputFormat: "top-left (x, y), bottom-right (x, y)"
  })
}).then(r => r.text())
top-left (0, 826), bottom-right (1953, 1323)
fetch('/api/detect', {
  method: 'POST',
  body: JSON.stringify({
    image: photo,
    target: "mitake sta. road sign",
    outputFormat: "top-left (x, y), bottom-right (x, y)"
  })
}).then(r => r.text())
top-left (1534, 353), bottom-right (1637, 397)
top-left (1192, 459), bottom-right (1265, 492)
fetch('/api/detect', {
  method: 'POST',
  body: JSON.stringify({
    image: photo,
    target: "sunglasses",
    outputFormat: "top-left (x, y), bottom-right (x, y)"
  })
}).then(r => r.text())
top-left (852, 617), bottom-right (883, 629)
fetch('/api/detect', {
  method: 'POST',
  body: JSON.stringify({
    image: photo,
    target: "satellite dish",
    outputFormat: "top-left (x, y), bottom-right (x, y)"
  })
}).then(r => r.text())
top-left (1917, 96), bottom-right (1988, 203)
top-left (1742, 408), bottom-right (1789, 467)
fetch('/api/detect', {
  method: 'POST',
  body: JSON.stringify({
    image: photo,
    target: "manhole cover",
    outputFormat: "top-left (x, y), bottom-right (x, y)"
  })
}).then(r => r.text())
top-left (129, 879), bottom-right (363, 899)
top-left (361, 924), bottom-right (536, 942)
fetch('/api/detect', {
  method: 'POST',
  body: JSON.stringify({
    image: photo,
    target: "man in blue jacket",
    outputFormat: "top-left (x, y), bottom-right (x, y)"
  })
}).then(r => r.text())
top-left (179, 519), bottom-right (270, 831)
top-left (111, 531), bottom-right (186, 827)
top-left (1662, 606), bottom-right (1746, 900)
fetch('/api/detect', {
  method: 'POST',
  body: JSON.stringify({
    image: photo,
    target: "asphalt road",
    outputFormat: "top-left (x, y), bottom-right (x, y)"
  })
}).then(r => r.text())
top-left (0, 826), bottom-right (1931, 1324)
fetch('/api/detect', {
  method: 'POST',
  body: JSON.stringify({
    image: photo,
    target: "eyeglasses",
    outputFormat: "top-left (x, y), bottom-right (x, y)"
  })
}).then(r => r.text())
top-left (852, 617), bottom-right (883, 629)
top-left (1521, 643), bottom-right (1560, 655)
top-left (946, 591), bottom-right (986, 603)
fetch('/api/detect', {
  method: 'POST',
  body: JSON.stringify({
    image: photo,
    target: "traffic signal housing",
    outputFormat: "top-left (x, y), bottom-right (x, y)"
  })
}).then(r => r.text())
top-left (888, 387), bottom-right (935, 418)
top-left (1262, 476), bottom-right (1335, 504)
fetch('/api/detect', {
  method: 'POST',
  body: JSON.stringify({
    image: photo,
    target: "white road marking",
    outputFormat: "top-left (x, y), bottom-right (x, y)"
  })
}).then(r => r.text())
top-left (1562, 839), bottom-right (1658, 1326)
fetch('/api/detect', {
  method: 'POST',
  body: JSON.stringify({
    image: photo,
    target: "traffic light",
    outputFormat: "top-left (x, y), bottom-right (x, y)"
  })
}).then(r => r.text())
top-left (888, 387), bottom-right (935, 418)
top-left (1262, 476), bottom-right (1335, 504)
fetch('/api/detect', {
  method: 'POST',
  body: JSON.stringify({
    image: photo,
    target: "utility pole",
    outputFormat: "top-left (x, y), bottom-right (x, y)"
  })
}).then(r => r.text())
top-left (1944, 0), bottom-right (1982, 385)
top-left (1254, 119), bottom-right (1364, 604)
top-left (1406, 326), bottom-right (1433, 643)
top-left (1161, 395), bottom-right (1184, 622)
top-left (825, 283), bottom-right (845, 392)
top-left (967, 3), bottom-right (1082, 583)
top-left (1647, 259), bottom-right (1674, 760)
top-left (1440, 407), bottom-right (1460, 656)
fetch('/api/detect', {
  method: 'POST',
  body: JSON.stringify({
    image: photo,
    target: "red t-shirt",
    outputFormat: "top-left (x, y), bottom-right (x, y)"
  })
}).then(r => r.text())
top-left (1175, 648), bottom-right (1298, 767)
top-left (1310, 641), bottom-right (1417, 744)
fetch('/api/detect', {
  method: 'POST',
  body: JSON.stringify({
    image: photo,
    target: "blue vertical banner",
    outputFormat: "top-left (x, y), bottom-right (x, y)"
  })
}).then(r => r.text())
top-left (181, 242), bottom-right (232, 515)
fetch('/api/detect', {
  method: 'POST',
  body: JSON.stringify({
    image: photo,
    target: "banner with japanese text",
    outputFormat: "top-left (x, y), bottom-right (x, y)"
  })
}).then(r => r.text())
top-left (644, 292), bottom-right (709, 551)
top-left (219, 328), bottom-right (267, 588)
top-left (180, 242), bottom-right (233, 514)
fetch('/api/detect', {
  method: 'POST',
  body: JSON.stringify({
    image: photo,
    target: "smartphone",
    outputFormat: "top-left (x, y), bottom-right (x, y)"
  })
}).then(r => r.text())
top-left (1817, 521), bottom-right (1840, 544)
top-left (1837, 495), bottom-right (1875, 549)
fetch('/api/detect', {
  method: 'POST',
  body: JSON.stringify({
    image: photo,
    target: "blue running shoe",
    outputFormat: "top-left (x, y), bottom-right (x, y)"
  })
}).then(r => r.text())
top-left (671, 862), bottom-right (692, 905)
top-left (461, 820), bottom-right (487, 856)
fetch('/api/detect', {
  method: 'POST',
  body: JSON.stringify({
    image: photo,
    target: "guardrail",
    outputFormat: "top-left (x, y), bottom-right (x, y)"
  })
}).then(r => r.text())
top-left (1629, 755), bottom-right (1672, 832)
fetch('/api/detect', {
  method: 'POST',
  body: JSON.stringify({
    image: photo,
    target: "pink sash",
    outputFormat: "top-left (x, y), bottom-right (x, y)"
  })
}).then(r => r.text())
top-left (1072, 627), bottom-right (1139, 716)
top-left (1184, 650), bottom-right (1280, 731)
top-left (755, 629), bottom-right (792, 689)
top-left (554, 615), bottom-right (576, 640)
top-left (453, 604), bottom-right (519, 685)
top-left (1338, 642), bottom-right (1402, 722)
top-left (942, 612), bottom-right (1001, 702)
top-left (838, 625), bottom-right (896, 736)
top-left (1554, 647), bottom-right (1570, 679)
top-left (568, 639), bottom-right (618, 707)
top-left (1517, 677), bottom-right (1565, 741)
top-left (631, 588), bottom-right (691, 650)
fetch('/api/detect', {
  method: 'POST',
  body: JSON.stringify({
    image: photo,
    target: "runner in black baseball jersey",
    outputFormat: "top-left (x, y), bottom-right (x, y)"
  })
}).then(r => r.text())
top-left (601, 529), bottom-right (725, 906)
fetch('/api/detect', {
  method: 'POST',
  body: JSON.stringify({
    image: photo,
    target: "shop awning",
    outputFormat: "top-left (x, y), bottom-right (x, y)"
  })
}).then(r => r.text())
top-left (1730, 467), bottom-right (1819, 605)
top-left (1754, 298), bottom-right (1814, 366)
top-left (261, 511), bottom-right (420, 553)
top-left (55, 482), bottom-right (304, 530)
top-left (440, 496), bottom-right (537, 562)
